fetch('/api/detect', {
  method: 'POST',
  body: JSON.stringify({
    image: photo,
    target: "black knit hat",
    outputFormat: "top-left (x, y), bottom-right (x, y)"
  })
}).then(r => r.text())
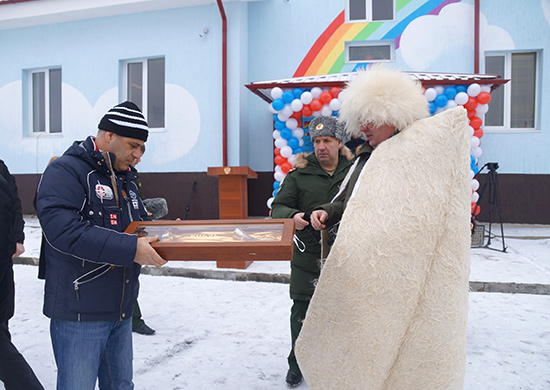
top-left (98, 101), bottom-right (149, 141)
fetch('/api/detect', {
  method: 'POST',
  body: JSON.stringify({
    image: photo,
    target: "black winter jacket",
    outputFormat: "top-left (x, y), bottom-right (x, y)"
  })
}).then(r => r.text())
top-left (35, 136), bottom-right (149, 321)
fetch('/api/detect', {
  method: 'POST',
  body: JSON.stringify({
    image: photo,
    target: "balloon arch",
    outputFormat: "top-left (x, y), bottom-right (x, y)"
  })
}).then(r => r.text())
top-left (246, 72), bottom-right (509, 218)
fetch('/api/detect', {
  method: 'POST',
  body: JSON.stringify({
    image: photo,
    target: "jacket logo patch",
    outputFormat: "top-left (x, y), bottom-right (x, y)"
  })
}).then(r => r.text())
top-left (110, 213), bottom-right (118, 225)
top-left (129, 190), bottom-right (139, 209)
top-left (95, 184), bottom-right (114, 200)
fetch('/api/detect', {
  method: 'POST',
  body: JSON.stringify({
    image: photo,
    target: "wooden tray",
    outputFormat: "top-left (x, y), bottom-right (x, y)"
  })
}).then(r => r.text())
top-left (125, 219), bottom-right (295, 261)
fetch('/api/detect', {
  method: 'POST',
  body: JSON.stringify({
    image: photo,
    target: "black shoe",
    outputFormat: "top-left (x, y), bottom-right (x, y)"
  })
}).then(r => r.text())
top-left (285, 369), bottom-right (302, 387)
top-left (133, 323), bottom-right (156, 335)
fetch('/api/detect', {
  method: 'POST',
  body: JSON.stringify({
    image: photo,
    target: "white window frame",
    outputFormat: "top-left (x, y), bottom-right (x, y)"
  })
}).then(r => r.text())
top-left (27, 67), bottom-right (62, 136)
top-left (121, 57), bottom-right (165, 131)
top-left (484, 50), bottom-right (541, 133)
top-left (346, 0), bottom-right (395, 23)
top-left (345, 40), bottom-right (395, 63)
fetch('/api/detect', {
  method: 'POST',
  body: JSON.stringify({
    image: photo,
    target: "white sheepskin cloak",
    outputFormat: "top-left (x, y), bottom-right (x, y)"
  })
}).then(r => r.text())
top-left (295, 107), bottom-right (472, 390)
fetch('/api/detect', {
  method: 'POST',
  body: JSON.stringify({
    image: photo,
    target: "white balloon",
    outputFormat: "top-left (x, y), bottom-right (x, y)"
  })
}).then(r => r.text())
top-left (311, 87), bottom-right (322, 99)
top-left (271, 87), bottom-right (283, 100)
top-left (328, 98), bottom-right (341, 111)
top-left (277, 112), bottom-right (290, 122)
top-left (470, 136), bottom-right (480, 149)
top-left (321, 105), bottom-right (332, 116)
top-left (471, 192), bottom-right (479, 203)
top-left (282, 105), bottom-right (293, 117)
top-left (268, 104), bottom-right (278, 114)
top-left (312, 110), bottom-right (321, 117)
top-left (300, 91), bottom-right (313, 105)
top-left (274, 171), bottom-right (285, 182)
top-left (467, 83), bottom-right (481, 97)
top-left (274, 137), bottom-right (287, 149)
top-left (290, 99), bottom-right (304, 112)
top-left (266, 197), bottom-right (274, 209)
top-left (424, 88), bottom-right (437, 102)
top-left (446, 100), bottom-right (458, 109)
top-left (480, 85), bottom-right (492, 93)
top-left (287, 155), bottom-right (296, 166)
top-left (292, 128), bottom-right (304, 138)
top-left (299, 138), bottom-right (304, 147)
top-left (280, 146), bottom-right (293, 158)
top-left (275, 165), bottom-right (283, 174)
top-left (471, 179), bottom-right (480, 191)
top-left (286, 118), bottom-right (298, 130)
top-left (476, 104), bottom-right (489, 115)
top-left (338, 90), bottom-right (347, 102)
top-left (469, 125), bottom-right (475, 137)
top-left (435, 106), bottom-right (446, 114)
top-left (455, 92), bottom-right (469, 105)
top-left (472, 146), bottom-right (483, 159)
top-left (470, 170), bottom-right (475, 180)
top-left (434, 85), bottom-right (445, 95)
top-left (272, 130), bottom-right (281, 140)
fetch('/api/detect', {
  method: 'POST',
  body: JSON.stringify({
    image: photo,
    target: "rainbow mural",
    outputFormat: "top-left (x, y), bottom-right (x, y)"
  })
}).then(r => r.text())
top-left (293, 0), bottom-right (462, 77)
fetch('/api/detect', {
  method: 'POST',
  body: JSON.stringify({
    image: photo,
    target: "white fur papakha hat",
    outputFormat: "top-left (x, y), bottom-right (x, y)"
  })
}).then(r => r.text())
top-left (338, 64), bottom-right (429, 137)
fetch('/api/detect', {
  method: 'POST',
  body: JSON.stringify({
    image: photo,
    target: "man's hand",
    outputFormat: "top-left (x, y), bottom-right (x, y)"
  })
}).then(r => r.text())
top-left (293, 212), bottom-right (309, 231)
top-left (134, 236), bottom-right (167, 268)
top-left (12, 243), bottom-right (25, 258)
top-left (310, 210), bottom-right (328, 230)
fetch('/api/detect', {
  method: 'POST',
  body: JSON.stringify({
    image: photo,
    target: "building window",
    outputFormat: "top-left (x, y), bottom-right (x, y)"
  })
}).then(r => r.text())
top-left (346, 40), bottom-right (395, 62)
top-left (122, 57), bottom-right (165, 129)
top-left (29, 68), bottom-right (62, 134)
top-left (485, 51), bottom-right (540, 131)
top-left (347, 0), bottom-right (395, 22)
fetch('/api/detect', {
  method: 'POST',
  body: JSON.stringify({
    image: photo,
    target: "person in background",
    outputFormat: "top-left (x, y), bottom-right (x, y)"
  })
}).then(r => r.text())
top-left (35, 101), bottom-right (167, 389)
top-left (130, 144), bottom-right (156, 336)
top-left (0, 159), bottom-right (44, 390)
top-left (270, 116), bottom-right (354, 387)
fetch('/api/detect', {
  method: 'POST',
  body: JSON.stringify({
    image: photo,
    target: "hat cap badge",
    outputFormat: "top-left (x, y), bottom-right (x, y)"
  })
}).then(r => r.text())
top-left (316, 123), bottom-right (324, 130)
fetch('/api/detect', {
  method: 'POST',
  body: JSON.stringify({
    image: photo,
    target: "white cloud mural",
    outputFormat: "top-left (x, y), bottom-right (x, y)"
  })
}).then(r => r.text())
top-left (0, 81), bottom-right (200, 172)
top-left (543, 0), bottom-right (550, 26)
top-left (400, 2), bottom-right (515, 71)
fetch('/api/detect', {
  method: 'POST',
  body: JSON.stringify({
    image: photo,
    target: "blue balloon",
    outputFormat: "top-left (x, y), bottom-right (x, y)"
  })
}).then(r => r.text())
top-left (444, 86), bottom-right (457, 100)
top-left (471, 163), bottom-right (479, 175)
top-left (428, 101), bottom-right (437, 115)
top-left (282, 91), bottom-right (294, 104)
top-left (287, 136), bottom-right (300, 149)
top-left (280, 128), bottom-right (292, 140)
top-left (470, 155), bottom-right (475, 164)
top-left (332, 110), bottom-right (339, 116)
top-left (273, 181), bottom-right (280, 190)
top-left (274, 120), bottom-right (285, 130)
top-left (455, 85), bottom-right (467, 93)
top-left (272, 98), bottom-right (284, 111)
top-left (272, 189), bottom-right (278, 197)
top-left (292, 147), bottom-right (304, 154)
top-left (434, 94), bottom-right (448, 108)
top-left (293, 88), bottom-right (304, 99)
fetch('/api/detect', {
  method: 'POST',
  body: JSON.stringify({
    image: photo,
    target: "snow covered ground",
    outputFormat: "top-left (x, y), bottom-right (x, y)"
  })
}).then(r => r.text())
top-left (4, 219), bottom-right (550, 389)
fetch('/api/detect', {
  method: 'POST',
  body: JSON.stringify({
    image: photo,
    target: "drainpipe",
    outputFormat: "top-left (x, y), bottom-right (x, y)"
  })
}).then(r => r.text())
top-left (216, 0), bottom-right (228, 167)
top-left (474, 0), bottom-right (480, 73)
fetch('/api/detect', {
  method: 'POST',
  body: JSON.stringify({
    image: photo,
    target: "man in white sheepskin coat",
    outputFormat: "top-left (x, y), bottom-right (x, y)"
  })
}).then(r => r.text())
top-left (296, 65), bottom-right (471, 390)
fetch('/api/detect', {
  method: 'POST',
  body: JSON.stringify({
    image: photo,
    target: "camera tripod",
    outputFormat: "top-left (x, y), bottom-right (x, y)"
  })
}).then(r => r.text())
top-left (473, 162), bottom-right (507, 252)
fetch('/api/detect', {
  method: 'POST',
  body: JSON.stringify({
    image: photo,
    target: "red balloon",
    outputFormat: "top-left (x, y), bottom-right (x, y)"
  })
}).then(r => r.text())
top-left (301, 105), bottom-right (313, 117)
top-left (470, 116), bottom-right (483, 130)
top-left (310, 99), bottom-right (322, 112)
top-left (274, 155), bottom-right (287, 166)
top-left (464, 97), bottom-right (478, 111)
top-left (476, 91), bottom-right (491, 105)
top-left (281, 162), bottom-right (293, 174)
top-left (291, 111), bottom-right (302, 120)
top-left (329, 86), bottom-right (341, 98)
top-left (467, 109), bottom-right (476, 119)
top-left (319, 91), bottom-right (332, 104)
top-left (474, 128), bottom-right (484, 138)
top-left (471, 203), bottom-right (481, 216)
top-left (274, 147), bottom-right (281, 156)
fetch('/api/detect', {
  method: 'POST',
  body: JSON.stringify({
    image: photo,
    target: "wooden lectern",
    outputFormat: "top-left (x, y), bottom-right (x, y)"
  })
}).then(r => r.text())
top-left (207, 166), bottom-right (257, 269)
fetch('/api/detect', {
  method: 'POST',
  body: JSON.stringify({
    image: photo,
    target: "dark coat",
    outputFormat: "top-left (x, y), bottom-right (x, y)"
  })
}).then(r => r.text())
top-left (35, 136), bottom-right (149, 321)
top-left (271, 150), bottom-right (354, 300)
top-left (0, 160), bottom-right (24, 322)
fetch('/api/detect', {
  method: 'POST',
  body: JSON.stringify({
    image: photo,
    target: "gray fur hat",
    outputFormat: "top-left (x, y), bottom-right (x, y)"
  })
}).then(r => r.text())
top-left (308, 116), bottom-right (344, 141)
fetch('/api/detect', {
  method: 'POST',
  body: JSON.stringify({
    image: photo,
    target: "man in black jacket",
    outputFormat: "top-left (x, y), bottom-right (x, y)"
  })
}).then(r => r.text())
top-left (0, 159), bottom-right (44, 389)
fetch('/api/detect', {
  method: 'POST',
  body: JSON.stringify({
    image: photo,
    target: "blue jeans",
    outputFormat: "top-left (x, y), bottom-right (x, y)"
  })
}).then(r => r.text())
top-left (50, 319), bottom-right (134, 390)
